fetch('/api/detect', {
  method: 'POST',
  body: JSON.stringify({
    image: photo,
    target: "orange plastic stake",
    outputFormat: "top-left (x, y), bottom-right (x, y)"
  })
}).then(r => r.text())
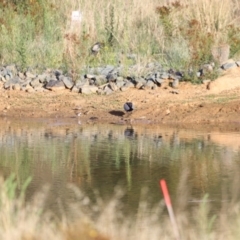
top-left (160, 179), bottom-right (180, 240)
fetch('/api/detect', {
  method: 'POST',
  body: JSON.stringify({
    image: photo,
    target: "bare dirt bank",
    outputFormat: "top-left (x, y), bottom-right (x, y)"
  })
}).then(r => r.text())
top-left (0, 68), bottom-right (240, 126)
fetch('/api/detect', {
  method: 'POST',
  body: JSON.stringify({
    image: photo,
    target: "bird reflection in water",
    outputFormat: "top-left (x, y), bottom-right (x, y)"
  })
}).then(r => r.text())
top-left (124, 127), bottom-right (135, 139)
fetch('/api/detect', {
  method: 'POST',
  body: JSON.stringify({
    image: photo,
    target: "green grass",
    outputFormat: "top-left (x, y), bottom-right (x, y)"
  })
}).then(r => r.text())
top-left (0, 0), bottom-right (240, 82)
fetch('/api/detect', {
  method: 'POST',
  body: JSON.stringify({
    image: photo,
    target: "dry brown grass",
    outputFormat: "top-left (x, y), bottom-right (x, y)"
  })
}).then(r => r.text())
top-left (1, 0), bottom-right (240, 77)
top-left (2, 172), bottom-right (240, 240)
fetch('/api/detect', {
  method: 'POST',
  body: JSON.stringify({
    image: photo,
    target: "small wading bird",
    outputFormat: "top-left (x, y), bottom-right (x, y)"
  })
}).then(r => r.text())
top-left (124, 102), bottom-right (134, 113)
top-left (91, 42), bottom-right (103, 55)
top-left (123, 102), bottom-right (134, 126)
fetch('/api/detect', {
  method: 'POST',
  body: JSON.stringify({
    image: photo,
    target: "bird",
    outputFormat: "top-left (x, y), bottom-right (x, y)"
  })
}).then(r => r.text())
top-left (123, 102), bottom-right (134, 112)
top-left (91, 42), bottom-right (103, 55)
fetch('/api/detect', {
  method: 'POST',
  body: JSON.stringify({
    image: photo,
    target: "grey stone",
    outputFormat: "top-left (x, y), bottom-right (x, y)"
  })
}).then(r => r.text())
top-left (5, 74), bottom-right (11, 81)
top-left (38, 74), bottom-right (47, 83)
top-left (160, 72), bottom-right (169, 79)
top-left (106, 72), bottom-right (118, 82)
top-left (0, 75), bottom-right (6, 82)
top-left (12, 83), bottom-right (21, 91)
top-left (155, 78), bottom-right (165, 85)
top-left (75, 79), bottom-right (89, 88)
top-left (25, 71), bottom-right (36, 79)
top-left (221, 62), bottom-right (237, 70)
top-left (96, 88), bottom-right (104, 95)
top-left (6, 65), bottom-right (17, 75)
top-left (45, 80), bottom-right (65, 91)
top-left (171, 79), bottom-right (179, 89)
top-left (236, 61), bottom-right (240, 67)
top-left (120, 81), bottom-right (135, 91)
top-left (144, 80), bottom-right (155, 89)
top-left (71, 86), bottom-right (80, 93)
top-left (95, 75), bottom-right (107, 86)
top-left (54, 70), bottom-right (62, 79)
top-left (116, 76), bottom-right (124, 81)
top-left (168, 74), bottom-right (179, 80)
top-left (4, 77), bottom-right (21, 89)
top-left (104, 85), bottom-right (114, 95)
top-left (45, 75), bottom-right (58, 83)
top-left (135, 77), bottom-right (146, 89)
top-left (100, 65), bottom-right (115, 76)
top-left (109, 82), bottom-right (118, 91)
top-left (25, 86), bottom-right (35, 93)
top-left (62, 77), bottom-right (74, 89)
top-left (80, 85), bottom-right (98, 94)
top-left (34, 87), bottom-right (45, 92)
top-left (18, 72), bottom-right (25, 79)
top-left (30, 78), bottom-right (42, 88)
top-left (115, 80), bottom-right (125, 89)
top-left (85, 74), bottom-right (96, 79)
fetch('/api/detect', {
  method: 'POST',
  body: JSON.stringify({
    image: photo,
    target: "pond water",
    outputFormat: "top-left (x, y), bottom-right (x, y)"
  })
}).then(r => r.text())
top-left (0, 118), bottom-right (240, 217)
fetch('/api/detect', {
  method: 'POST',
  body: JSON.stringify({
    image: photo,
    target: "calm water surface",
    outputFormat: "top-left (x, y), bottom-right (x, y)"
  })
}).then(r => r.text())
top-left (0, 118), bottom-right (240, 216)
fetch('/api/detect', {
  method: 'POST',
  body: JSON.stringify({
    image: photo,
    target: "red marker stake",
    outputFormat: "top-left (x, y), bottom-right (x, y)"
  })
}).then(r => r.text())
top-left (160, 179), bottom-right (180, 240)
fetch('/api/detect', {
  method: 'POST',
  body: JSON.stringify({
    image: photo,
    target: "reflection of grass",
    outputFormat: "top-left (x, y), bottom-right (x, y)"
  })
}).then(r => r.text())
top-left (2, 173), bottom-right (240, 239)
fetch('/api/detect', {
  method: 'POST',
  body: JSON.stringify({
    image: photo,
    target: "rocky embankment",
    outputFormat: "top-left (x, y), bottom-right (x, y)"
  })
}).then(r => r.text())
top-left (0, 60), bottom-right (240, 125)
top-left (1, 59), bottom-right (239, 95)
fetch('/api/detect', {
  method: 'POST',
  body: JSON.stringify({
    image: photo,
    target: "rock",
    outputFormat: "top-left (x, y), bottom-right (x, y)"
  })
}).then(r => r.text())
top-left (62, 77), bottom-right (74, 89)
top-left (80, 85), bottom-right (98, 94)
top-left (12, 83), bottom-right (21, 91)
top-left (38, 74), bottom-right (47, 83)
top-left (96, 88), bottom-right (104, 95)
top-left (115, 80), bottom-right (125, 88)
top-left (6, 64), bottom-right (17, 75)
top-left (4, 77), bottom-right (21, 89)
top-left (135, 77), bottom-right (146, 89)
top-left (171, 79), bottom-right (179, 89)
top-left (45, 75), bottom-right (58, 83)
top-left (207, 67), bottom-right (240, 93)
top-left (45, 80), bottom-right (66, 91)
top-left (54, 70), bottom-right (62, 79)
top-left (221, 62), bottom-right (237, 70)
top-left (25, 87), bottom-right (35, 93)
top-left (75, 79), bottom-right (89, 88)
top-left (18, 72), bottom-right (25, 79)
top-left (109, 82), bottom-right (118, 91)
top-left (95, 75), bottom-right (107, 86)
top-left (0, 75), bottom-right (6, 82)
top-left (71, 85), bottom-right (80, 93)
top-left (25, 71), bottom-right (36, 79)
top-left (120, 81), bottom-right (135, 91)
top-left (235, 61), bottom-right (240, 67)
top-left (155, 78), bottom-right (165, 85)
top-left (100, 65), bottom-right (115, 76)
top-left (160, 72), bottom-right (169, 79)
top-left (30, 78), bottom-right (42, 88)
top-left (166, 109), bottom-right (170, 115)
top-left (85, 74), bottom-right (96, 79)
top-left (103, 85), bottom-right (114, 95)
top-left (144, 80), bottom-right (155, 89)
top-left (106, 73), bottom-right (117, 82)
top-left (116, 76), bottom-right (124, 82)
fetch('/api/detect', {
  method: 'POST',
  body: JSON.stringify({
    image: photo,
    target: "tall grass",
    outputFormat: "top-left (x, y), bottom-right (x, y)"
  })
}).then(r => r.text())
top-left (0, 0), bottom-right (240, 77)
top-left (2, 172), bottom-right (240, 239)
